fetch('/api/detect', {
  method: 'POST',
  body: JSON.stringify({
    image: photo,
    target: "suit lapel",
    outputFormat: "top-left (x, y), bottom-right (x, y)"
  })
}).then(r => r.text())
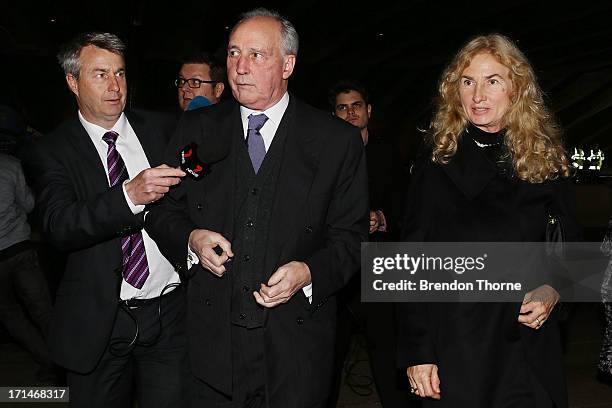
top-left (65, 118), bottom-right (109, 194)
top-left (264, 97), bottom-right (321, 274)
top-left (198, 103), bottom-right (241, 240)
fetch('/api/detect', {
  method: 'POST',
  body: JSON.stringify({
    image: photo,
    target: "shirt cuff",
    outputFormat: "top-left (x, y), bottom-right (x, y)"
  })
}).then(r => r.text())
top-left (302, 283), bottom-right (313, 304)
top-left (122, 180), bottom-right (145, 215)
top-left (187, 245), bottom-right (198, 270)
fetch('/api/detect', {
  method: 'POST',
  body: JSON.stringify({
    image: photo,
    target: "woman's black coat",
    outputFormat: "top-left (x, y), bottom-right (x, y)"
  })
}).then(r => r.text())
top-left (396, 132), bottom-right (580, 408)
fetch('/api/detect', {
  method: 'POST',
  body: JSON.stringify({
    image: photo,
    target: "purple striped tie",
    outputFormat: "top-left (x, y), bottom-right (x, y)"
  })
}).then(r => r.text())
top-left (103, 131), bottom-right (150, 289)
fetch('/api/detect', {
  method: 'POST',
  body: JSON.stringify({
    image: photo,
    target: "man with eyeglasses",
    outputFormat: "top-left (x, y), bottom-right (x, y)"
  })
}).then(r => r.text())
top-left (176, 52), bottom-right (225, 111)
top-left (328, 80), bottom-right (411, 408)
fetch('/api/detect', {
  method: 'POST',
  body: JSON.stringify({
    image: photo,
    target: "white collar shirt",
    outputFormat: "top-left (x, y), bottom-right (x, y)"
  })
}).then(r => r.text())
top-left (239, 92), bottom-right (290, 151)
top-left (78, 111), bottom-right (180, 300)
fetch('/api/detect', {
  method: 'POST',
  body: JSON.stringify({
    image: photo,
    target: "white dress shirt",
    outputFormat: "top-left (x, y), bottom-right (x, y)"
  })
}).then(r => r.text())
top-left (79, 111), bottom-right (180, 300)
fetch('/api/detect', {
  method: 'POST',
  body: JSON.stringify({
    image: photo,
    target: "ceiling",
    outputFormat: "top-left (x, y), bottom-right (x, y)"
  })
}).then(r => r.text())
top-left (2, 0), bottom-right (612, 157)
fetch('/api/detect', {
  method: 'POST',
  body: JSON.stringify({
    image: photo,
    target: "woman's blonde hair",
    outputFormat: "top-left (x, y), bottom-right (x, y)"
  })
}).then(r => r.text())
top-left (430, 34), bottom-right (569, 183)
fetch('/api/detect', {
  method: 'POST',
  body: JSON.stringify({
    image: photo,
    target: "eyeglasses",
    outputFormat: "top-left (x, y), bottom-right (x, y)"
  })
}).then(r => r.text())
top-left (175, 77), bottom-right (217, 88)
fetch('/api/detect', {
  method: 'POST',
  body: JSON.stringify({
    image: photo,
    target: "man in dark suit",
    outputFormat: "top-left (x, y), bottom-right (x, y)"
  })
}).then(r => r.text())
top-left (329, 81), bottom-right (411, 408)
top-left (330, 80), bottom-right (406, 238)
top-left (27, 32), bottom-right (187, 407)
top-left (145, 8), bottom-right (368, 408)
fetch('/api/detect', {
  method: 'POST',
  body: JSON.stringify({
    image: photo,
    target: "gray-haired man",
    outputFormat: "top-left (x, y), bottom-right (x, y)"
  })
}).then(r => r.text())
top-left (146, 8), bottom-right (368, 408)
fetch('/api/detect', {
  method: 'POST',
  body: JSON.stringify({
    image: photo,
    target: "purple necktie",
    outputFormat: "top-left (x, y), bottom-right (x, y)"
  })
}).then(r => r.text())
top-left (102, 131), bottom-right (150, 289)
top-left (247, 113), bottom-right (268, 173)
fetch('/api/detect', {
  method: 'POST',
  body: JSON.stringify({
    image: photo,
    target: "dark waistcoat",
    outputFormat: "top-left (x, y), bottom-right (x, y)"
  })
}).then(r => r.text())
top-left (230, 127), bottom-right (287, 328)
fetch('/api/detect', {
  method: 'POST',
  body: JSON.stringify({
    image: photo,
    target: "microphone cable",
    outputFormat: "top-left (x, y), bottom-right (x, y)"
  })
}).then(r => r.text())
top-left (109, 282), bottom-right (182, 357)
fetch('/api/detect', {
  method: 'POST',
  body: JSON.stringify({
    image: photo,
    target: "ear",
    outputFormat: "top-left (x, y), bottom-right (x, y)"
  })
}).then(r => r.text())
top-left (281, 55), bottom-right (296, 80)
top-left (214, 82), bottom-right (225, 99)
top-left (66, 74), bottom-right (79, 97)
top-left (367, 104), bottom-right (372, 119)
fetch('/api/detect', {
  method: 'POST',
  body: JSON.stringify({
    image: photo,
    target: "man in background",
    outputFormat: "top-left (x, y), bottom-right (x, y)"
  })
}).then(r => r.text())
top-left (329, 80), bottom-right (410, 408)
top-left (176, 51), bottom-right (225, 111)
top-left (0, 152), bottom-right (54, 383)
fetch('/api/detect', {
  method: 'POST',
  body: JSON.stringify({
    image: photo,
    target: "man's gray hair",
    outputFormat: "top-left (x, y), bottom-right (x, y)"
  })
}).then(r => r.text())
top-left (233, 8), bottom-right (299, 56)
top-left (57, 32), bottom-right (126, 79)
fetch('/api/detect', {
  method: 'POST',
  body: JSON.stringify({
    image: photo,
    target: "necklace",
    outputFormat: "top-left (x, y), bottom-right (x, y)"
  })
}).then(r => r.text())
top-left (466, 125), bottom-right (503, 148)
top-left (473, 139), bottom-right (501, 148)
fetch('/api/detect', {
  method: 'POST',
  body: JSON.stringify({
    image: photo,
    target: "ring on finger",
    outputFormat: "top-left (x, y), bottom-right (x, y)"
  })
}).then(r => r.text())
top-left (535, 317), bottom-right (541, 326)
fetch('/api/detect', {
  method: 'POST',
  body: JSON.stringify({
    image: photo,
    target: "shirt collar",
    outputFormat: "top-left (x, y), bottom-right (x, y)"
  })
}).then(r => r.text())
top-left (78, 111), bottom-right (128, 142)
top-left (239, 92), bottom-right (289, 131)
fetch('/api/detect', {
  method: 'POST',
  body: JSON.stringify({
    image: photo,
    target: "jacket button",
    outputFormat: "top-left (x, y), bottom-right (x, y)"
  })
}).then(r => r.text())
top-left (243, 255), bottom-right (251, 262)
top-left (204, 299), bottom-right (211, 306)
top-left (239, 313), bottom-right (246, 320)
top-left (196, 203), bottom-right (203, 211)
top-left (251, 188), bottom-right (258, 195)
top-left (246, 220), bottom-right (254, 228)
top-left (296, 317), bottom-right (304, 325)
top-left (242, 285), bottom-right (249, 293)
top-left (305, 225), bottom-right (313, 233)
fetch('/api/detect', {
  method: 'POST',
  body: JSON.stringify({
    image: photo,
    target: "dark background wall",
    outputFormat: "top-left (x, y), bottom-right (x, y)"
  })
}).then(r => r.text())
top-left (2, 0), bottom-right (612, 160)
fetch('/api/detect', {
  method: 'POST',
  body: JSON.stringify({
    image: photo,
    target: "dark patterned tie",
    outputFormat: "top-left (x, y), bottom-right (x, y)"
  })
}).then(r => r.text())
top-left (247, 113), bottom-right (268, 173)
top-left (102, 131), bottom-right (150, 289)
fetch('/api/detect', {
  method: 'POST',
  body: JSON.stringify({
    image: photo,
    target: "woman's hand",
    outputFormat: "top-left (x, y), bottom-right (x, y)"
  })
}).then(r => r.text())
top-left (518, 284), bottom-right (560, 329)
top-left (407, 364), bottom-right (441, 399)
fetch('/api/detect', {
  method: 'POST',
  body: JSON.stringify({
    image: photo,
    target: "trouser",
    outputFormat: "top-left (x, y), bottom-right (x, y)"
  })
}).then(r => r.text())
top-left (189, 325), bottom-right (266, 408)
top-left (0, 247), bottom-right (52, 366)
top-left (328, 276), bottom-right (414, 408)
top-left (67, 287), bottom-right (188, 408)
top-left (599, 302), bottom-right (612, 374)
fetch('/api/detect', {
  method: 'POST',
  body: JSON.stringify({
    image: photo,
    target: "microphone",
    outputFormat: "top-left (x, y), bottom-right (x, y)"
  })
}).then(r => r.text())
top-left (187, 96), bottom-right (211, 111)
top-left (179, 141), bottom-right (229, 180)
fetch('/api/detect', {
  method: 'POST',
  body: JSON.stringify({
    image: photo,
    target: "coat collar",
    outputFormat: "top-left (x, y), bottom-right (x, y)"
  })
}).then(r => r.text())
top-left (65, 116), bottom-right (108, 193)
top-left (441, 131), bottom-right (501, 200)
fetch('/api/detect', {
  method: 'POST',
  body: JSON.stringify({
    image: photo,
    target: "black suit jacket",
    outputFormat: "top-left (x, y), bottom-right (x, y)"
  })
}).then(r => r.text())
top-left (26, 110), bottom-right (176, 373)
top-left (396, 135), bottom-right (581, 408)
top-left (366, 131), bottom-right (407, 240)
top-left (145, 96), bottom-right (368, 406)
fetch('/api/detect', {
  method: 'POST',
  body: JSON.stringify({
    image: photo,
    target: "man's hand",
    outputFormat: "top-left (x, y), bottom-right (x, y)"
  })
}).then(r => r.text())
top-left (407, 364), bottom-right (441, 399)
top-left (369, 210), bottom-right (387, 234)
top-left (254, 261), bottom-right (311, 308)
top-left (369, 210), bottom-right (380, 234)
top-left (188, 229), bottom-right (233, 277)
top-left (518, 284), bottom-right (560, 329)
top-left (125, 164), bottom-right (185, 205)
